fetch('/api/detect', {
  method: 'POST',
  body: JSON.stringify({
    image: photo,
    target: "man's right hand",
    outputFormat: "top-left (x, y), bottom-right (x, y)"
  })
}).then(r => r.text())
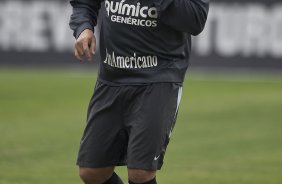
top-left (74, 29), bottom-right (96, 62)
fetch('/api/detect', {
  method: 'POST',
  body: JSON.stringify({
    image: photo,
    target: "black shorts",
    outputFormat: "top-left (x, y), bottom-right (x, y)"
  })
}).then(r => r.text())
top-left (77, 80), bottom-right (183, 171)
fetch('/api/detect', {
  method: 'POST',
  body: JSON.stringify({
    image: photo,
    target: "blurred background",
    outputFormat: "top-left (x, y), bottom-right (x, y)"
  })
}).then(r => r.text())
top-left (0, 0), bottom-right (281, 184)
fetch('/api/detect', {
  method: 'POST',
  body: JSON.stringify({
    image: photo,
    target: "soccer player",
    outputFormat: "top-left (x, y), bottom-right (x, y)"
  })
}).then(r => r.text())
top-left (69, 0), bottom-right (209, 183)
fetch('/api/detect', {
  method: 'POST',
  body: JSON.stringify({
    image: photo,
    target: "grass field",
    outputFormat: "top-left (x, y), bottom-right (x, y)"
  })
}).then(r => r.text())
top-left (0, 69), bottom-right (282, 184)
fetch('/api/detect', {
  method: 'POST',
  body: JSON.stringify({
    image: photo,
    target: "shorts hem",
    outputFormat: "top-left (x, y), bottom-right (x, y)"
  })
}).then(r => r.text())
top-left (127, 164), bottom-right (162, 171)
top-left (76, 161), bottom-right (162, 171)
top-left (76, 161), bottom-right (126, 168)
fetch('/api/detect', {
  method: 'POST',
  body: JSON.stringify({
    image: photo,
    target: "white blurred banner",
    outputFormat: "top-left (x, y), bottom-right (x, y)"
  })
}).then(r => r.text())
top-left (194, 2), bottom-right (282, 59)
top-left (0, 0), bottom-right (73, 52)
top-left (0, 0), bottom-right (281, 69)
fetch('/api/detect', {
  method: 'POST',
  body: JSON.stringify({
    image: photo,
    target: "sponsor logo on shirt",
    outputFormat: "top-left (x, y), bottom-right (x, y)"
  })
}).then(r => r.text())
top-left (104, 48), bottom-right (158, 69)
top-left (105, 0), bottom-right (158, 27)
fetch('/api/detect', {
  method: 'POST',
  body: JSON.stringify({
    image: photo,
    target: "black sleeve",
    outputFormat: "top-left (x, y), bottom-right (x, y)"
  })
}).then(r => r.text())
top-left (69, 0), bottom-right (101, 39)
top-left (160, 0), bottom-right (210, 36)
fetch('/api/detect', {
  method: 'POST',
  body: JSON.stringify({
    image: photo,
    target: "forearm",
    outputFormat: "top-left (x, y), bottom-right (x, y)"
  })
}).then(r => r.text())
top-left (69, 0), bottom-right (101, 39)
top-left (160, 0), bottom-right (210, 35)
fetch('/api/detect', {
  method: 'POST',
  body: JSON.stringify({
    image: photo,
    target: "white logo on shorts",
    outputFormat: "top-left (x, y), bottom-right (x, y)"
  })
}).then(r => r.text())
top-left (154, 155), bottom-right (160, 161)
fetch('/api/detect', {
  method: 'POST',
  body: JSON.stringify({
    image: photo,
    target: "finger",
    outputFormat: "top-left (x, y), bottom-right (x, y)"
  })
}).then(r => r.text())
top-left (75, 41), bottom-right (84, 58)
top-left (74, 48), bottom-right (82, 61)
top-left (82, 39), bottom-right (92, 61)
top-left (90, 35), bottom-right (96, 55)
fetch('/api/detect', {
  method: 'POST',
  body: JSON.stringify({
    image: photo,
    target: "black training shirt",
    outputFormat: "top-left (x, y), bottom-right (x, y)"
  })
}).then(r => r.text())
top-left (69, 0), bottom-right (209, 83)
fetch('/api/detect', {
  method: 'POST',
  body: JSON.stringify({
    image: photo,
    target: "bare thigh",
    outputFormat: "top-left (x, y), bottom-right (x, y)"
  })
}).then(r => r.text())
top-left (79, 166), bottom-right (115, 184)
top-left (128, 168), bottom-right (156, 183)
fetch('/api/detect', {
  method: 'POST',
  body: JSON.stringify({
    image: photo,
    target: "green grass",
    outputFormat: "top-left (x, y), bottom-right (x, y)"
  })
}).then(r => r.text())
top-left (0, 69), bottom-right (282, 184)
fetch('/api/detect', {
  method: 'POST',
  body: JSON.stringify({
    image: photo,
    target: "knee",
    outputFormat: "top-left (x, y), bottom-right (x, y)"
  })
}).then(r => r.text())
top-left (79, 167), bottom-right (114, 184)
top-left (128, 169), bottom-right (156, 183)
